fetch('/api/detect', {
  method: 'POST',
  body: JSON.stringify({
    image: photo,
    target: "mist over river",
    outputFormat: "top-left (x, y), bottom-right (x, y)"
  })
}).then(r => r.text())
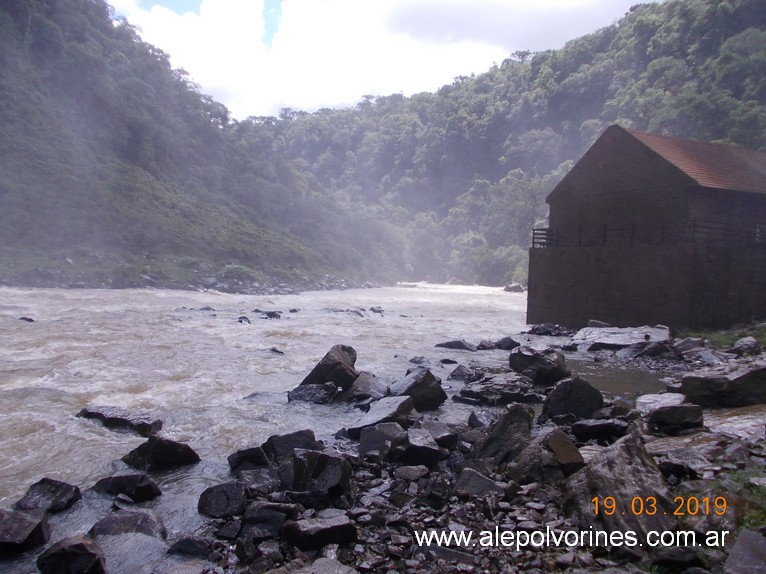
top-left (0, 283), bottom-right (677, 523)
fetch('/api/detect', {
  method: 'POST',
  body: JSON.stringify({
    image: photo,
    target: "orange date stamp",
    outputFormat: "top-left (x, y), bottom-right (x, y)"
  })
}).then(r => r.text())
top-left (591, 496), bottom-right (727, 517)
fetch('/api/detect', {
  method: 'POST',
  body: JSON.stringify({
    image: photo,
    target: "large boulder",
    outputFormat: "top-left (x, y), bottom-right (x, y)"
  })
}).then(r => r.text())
top-left (77, 405), bottom-right (162, 437)
top-left (228, 446), bottom-right (270, 475)
top-left (564, 429), bottom-right (676, 546)
top-left (36, 536), bottom-right (106, 574)
top-left (571, 419), bottom-right (630, 444)
top-left (358, 422), bottom-right (408, 459)
top-left (389, 367), bottom-right (447, 411)
top-left (400, 429), bottom-right (443, 466)
top-left (646, 404), bottom-right (703, 435)
top-left (278, 449), bottom-right (352, 498)
top-left (287, 382), bottom-right (338, 404)
top-left (679, 360), bottom-right (766, 407)
top-left (91, 474), bottom-right (161, 503)
top-left (0, 509), bottom-right (50, 555)
top-left (470, 403), bottom-right (534, 465)
top-left (338, 372), bottom-right (389, 402)
top-left (13, 477), bottom-right (81, 514)
top-left (299, 344), bottom-right (359, 390)
top-left (89, 510), bottom-right (166, 539)
top-left (542, 377), bottom-right (604, 421)
top-left (261, 429), bottom-right (322, 463)
top-left (508, 347), bottom-right (570, 385)
top-left (198, 481), bottom-right (247, 518)
top-left (347, 396), bottom-right (414, 439)
top-left (723, 529), bottom-right (766, 574)
top-left (121, 435), bottom-right (200, 471)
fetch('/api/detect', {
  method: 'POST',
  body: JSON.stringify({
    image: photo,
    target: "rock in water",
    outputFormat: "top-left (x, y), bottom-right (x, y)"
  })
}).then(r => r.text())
top-left (287, 382), bottom-right (338, 404)
top-left (91, 474), bottom-right (162, 503)
top-left (261, 429), bottom-right (322, 463)
top-left (198, 481), bottom-right (247, 518)
top-left (13, 477), bottom-right (81, 514)
top-left (347, 396), bottom-right (414, 439)
top-left (0, 509), bottom-right (50, 555)
top-left (508, 347), bottom-right (570, 384)
top-left (542, 377), bottom-right (604, 420)
top-left (121, 435), bottom-right (200, 471)
top-left (389, 367), bottom-right (447, 411)
top-left (299, 345), bottom-right (359, 390)
top-left (77, 405), bottom-right (162, 437)
top-left (36, 536), bottom-right (106, 574)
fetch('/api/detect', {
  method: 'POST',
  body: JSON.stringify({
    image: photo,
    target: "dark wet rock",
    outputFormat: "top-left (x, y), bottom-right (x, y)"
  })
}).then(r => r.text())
top-left (77, 405), bottom-right (163, 437)
top-left (572, 325), bottom-right (671, 350)
top-left (299, 344), bottom-right (359, 390)
top-left (91, 474), bottom-right (161, 503)
top-left (455, 375), bottom-right (544, 406)
top-left (470, 403), bottom-right (534, 465)
top-left (18, 316), bottom-right (35, 322)
top-left (723, 529), bottom-right (766, 574)
top-left (262, 429), bottom-right (322, 463)
top-left (282, 514), bottom-right (357, 550)
top-left (240, 502), bottom-right (298, 542)
top-left (506, 426), bottom-right (584, 484)
top-left (616, 341), bottom-right (680, 360)
top-left (572, 419), bottom-right (630, 444)
top-left (198, 481), bottom-right (247, 518)
top-left (565, 429), bottom-right (676, 544)
top-left (542, 377), bottom-right (604, 421)
top-left (288, 382), bottom-right (338, 404)
top-left (264, 311), bottom-right (282, 319)
top-left (36, 535), bottom-right (106, 574)
top-left (358, 422), bottom-right (408, 459)
top-left (121, 435), bottom-right (200, 471)
top-left (400, 429), bottom-right (443, 466)
top-left (239, 467), bottom-right (282, 495)
top-left (435, 339), bottom-right (477, 352)
top-left (635, 392), bottom-right (687, 415)
top-left (13, 477), bottom-right (81, 515)
top-left (508, 347), bottom-right (570, 385)
top-left (417, 420), bottom-right (459, 449)
top-left (347, 396), bottom-right (414, 439)
top-left (0, 509), bottom-right (50, 555)
top-left (338, 372), bottom-right (389, 402)
top-left (389, 367), bottom-right (446, 411)
top-left (89, 510), bottom-right (166, 539)
top-left (228, 446), bottom-right (270, 475)
top-left (679, 360), bottom-right (766, 407)
top-left (278, 449), bottom-right (352, 498)
top-left (167, 535), bottom-right (210, 558)
top-left (468, 409), bottom-right (497, 428)
top-left (454, 468), bottom-right (507, 498)
top-left (504, 282), bottom-right (525, 293)
top-left (477, 339), bottom-right (496, 350)
top-left (652, 545), bottom-right (704, 570)
top-left (238, 316), bottom-right (251, 324)
top-left (447, 365), bottom-right (480, 383)
top-left (495, 336), bottom-right (521, 351)
top-left (409, 356), bottom-right (428, 365)
top-left (647, 404), bottom-right (704, 435)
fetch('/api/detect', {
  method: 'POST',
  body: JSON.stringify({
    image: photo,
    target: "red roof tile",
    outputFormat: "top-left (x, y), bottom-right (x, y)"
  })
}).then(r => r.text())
top-left (626, 128), bottom-right (766, 194)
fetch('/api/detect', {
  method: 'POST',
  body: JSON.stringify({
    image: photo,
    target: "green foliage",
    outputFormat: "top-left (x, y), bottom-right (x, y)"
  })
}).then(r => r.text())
top-left (1, 0), bottom-right (765, 288)
top-left (677, 322), bottom-right (766, 348)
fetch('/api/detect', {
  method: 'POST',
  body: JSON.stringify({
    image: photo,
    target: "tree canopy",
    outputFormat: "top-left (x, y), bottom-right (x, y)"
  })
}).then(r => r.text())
top-left (1, 0), bottom-right (764, 288)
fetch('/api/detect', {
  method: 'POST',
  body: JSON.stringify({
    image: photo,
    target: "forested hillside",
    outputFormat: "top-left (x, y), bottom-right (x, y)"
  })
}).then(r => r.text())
top-left (1, 0), bottom-right (764, 290)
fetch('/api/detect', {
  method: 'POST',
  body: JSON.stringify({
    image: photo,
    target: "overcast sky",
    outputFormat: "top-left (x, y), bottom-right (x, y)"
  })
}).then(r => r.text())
top-left (110, 0), bottom-right (657, 120)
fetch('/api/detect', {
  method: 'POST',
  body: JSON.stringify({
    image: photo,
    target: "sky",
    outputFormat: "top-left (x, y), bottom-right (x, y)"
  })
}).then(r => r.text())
top-left (111, 0), bottom-right (656, 120)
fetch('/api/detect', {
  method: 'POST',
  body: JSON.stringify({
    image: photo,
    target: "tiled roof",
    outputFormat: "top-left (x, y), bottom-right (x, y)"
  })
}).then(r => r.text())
top-left (626, 128), bottom-right (766, 194)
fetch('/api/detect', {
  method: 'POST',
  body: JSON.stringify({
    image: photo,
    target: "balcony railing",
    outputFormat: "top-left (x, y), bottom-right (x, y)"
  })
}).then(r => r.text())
top-left (532, 220), bottom-right (766, 248)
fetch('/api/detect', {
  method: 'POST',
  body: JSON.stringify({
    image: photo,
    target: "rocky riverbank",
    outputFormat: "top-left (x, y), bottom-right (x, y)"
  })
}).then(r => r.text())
top-left (1, 324), bottom-right (765, 574)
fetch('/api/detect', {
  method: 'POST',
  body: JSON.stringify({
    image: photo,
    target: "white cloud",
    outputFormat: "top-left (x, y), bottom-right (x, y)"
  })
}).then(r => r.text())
top-left (113, 0), bottom-right (652, 119)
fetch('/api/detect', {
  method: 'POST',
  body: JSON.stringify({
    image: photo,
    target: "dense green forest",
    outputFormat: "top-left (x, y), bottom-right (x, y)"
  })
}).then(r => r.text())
top-left (1, 0), bottom-right (765, 290)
